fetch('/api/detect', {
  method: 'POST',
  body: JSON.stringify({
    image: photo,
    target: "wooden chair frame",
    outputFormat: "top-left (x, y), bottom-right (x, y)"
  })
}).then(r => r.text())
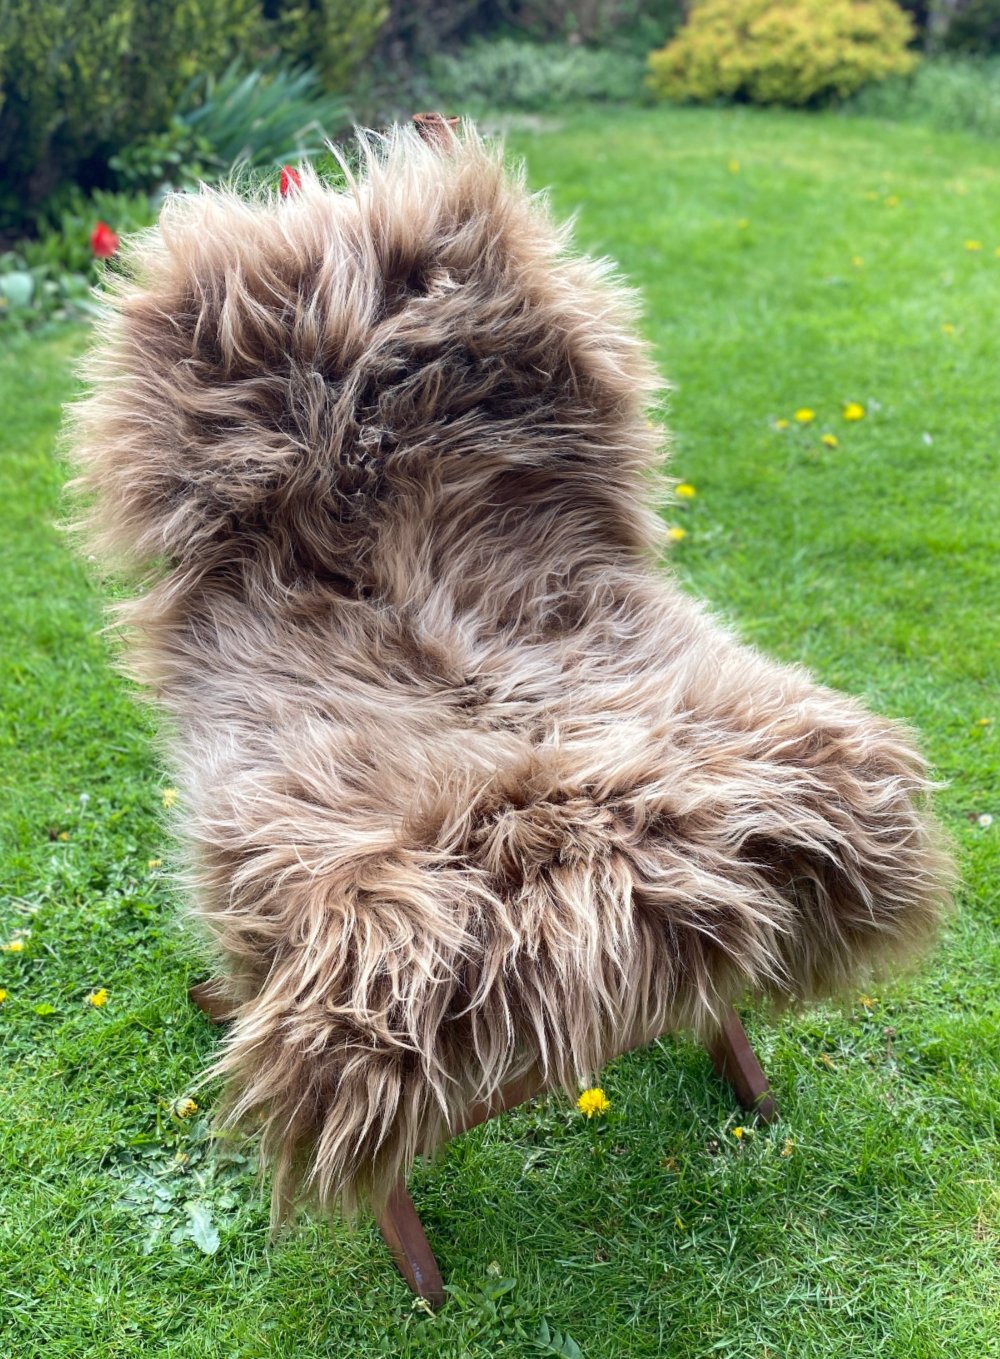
top-left (190, 981), bottom-right (775, 1310)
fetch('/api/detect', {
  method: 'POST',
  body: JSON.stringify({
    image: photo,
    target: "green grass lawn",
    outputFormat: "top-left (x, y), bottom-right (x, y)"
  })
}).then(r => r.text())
top-left (2, 105), bottom-right (998, 1358)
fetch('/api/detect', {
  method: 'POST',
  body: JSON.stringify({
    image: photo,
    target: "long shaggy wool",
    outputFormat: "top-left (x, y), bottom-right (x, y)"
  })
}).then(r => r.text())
top-left (67, 124), bottom-right (954, 1219)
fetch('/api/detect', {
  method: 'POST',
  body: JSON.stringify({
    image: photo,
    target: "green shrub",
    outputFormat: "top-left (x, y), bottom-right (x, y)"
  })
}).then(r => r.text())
top-left (0, 0), bottom-right (261, 229)
top-left (648, 0), bottom-right (917, 107)
top-left (1, 188), bottom-right (154, 331)
top-left (428, 38), bottom-right (647, 112)
top-left (108, 120), bottom-right (220, 197)
top-left (935, 0), bottom-right (1000, 53)
top-left (489, 0), bottom-right (683, 50)
top-left (845, 54), bottom-right (1000, 133)
top-left (179, 61), bottom-right (347, 171)
top-left (265, 0), bottom-right (389, 89)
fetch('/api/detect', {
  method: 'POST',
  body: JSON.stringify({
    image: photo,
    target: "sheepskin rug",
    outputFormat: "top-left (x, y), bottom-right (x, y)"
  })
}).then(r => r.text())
top-left (68, 124), bottom-right (953, 1219)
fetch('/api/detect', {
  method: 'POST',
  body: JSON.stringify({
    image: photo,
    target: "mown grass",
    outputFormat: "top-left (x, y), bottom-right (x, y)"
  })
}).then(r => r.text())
top-left (2, 105), bottom-right (998, 1358)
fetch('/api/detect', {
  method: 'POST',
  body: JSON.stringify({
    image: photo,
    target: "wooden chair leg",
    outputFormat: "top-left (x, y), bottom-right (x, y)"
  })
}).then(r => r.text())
top-left (376, 1179), bottom-right (446, 1310)
top-left (706, 1004), bottom-right (777, 1125)
top-left (189, 978), bottom-right (234, 1025)
top-left (188, 978), bottom-right (447, 1306)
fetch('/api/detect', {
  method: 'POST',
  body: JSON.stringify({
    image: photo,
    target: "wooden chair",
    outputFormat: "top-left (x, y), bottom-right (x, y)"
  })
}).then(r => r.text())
top-left (72, 106), bottom-right (949, 1314)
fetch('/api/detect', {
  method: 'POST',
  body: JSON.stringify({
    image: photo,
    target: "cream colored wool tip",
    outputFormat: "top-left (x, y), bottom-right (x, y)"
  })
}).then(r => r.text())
top-left (67, 124), bottom-right (953, 1220)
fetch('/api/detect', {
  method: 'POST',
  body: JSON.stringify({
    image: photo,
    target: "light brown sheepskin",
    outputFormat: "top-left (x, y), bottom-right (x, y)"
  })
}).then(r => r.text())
top-left (68, 124), bottom-right (953, 1219)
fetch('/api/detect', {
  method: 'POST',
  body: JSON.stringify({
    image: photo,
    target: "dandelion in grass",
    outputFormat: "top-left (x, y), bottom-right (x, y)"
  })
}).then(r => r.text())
top-left (821, 434), bottom-right (838, 449)
top-left (728, 159), bottom-right (740, 173)
top-left (852, 255), bottom-right (864, 268)
top-left (979, 813), bottom-right (993, 829)
top-left (858, 994), bottom-right (877, 1009)
top-left (732, 1125), bottom-right (745, 1140)
top-left (964, 240), bottom-right (982, 251)
top-left (843, 402), bottom-right (865, 421)
top-left (774, 418), bottom-right (790, 431)
top-left (2, 939), bottom-right (24, 953)
top-left (942, 323), bottom-right (956, 336)
top-left (975, 717), bottom-right (991, 726)
top-left (884, 195), bottom-right (899, 208)
top-left (147, 858), bottom-right (162, 869)
top-left (87, 988), bottom-right (108, 1007)
top-left (0, 989), bottom-right (8, 1004)
top-left (780, 1139), bottom-right (795, 1158)
top-left (668, 526), bottom-right (687, 542)
top-left (173, 1097), bottom-right (199, 1119)
top-left (675, 483), bottom-right (697, 499)
top-left (794, 408), bottom-right (815, 424)
top-left (161, 788), bottom-right (177, 809)
top-left (577, 1088), bottom-right (611, 1119)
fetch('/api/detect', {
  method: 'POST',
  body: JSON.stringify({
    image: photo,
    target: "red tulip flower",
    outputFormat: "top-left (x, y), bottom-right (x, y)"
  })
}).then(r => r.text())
top-left (280, 165), bottom-right (302, 197)
top-left (90, 221), bottom-right (119, 258)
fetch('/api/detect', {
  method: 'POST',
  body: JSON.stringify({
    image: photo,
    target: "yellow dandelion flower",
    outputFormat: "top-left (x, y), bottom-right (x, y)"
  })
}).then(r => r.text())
top-left (821, 433), bottom-right (838, 449)
top-left (774, 418), bottom-right (790, 431)
top-left (0, 989), bottom-right (8, 1004)
top-left (147, 858), bottom-right (162, 869)
top-left (732, 1126), bottom-right (745, 1139)
top-left (675, 483), bottom-right (697, 499)
top-left (2, 939), bottom-right (24, 953)
top-left (858, 995), bottom-right (877, 1009)
top-left (577, 1087), bottom-right (611, 1119)
top-left (728, 158), bottom-right (740, 173)
top-left (942, 323), bottom-right (956, 335)
top-left (161, 788), bottom-right (178, 809)
top-left (87, 988), bottom-right (109, 1008)
top-left (884, 195), bottom-right (899, 208)
top-left (995, 247), bottom-right (1000, 257)
top-left (842, 402), bottom-right (865, 421)
top-left (794, 408), bottom-right (815, 424)
top-left (965, 239), bottom-right (982, 251)
top-left (58, 830), bottom-right (70, 841)
top-left (975, 717), bottom-right (991, 726)
top-left (173, 1097), bottom-right (199, 1119)
top-left (668, 526), bottom-right (687, 542)
top-left (737, 218), bottom-right (749, 230)
top-left (851, 255), bottom-right (864, 268)
top-left (780, 1139), bottom-right (795, 1158)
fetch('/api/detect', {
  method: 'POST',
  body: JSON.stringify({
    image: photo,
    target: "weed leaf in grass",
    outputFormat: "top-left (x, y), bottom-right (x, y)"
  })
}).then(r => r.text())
top-left (536, 1318), bottom-right (585, 1358)
top-left (182, 1199), bottom-right (220, 1255)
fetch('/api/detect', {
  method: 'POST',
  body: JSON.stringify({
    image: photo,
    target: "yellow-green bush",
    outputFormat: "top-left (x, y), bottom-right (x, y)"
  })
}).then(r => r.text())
top-left (648, 0), bottom-right (917, 106)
